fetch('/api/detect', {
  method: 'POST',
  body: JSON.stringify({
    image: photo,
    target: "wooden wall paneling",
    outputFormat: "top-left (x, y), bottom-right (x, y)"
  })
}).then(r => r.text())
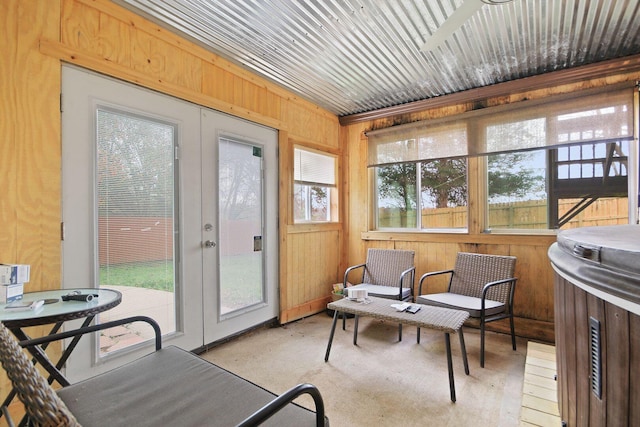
top-left (280, 230), bottom-right (340, 323)
top-left (232, 75), bottom-right (244, 107)
top-left (203, 66), bottom-right (233, 106)
top-left (393, 241), bottom-right (420, 295)
top-left (12, 1), bottom-right (61, 294)
top-left (61, 0), bottom-right (134, 68)
top-left (61, 0), bottom-right (100, 52)
top-left (605, 302), bottom-right (630, 426)
top-left (510, 244), bottom-right (554, 321)
top-left (130, 28), bottom-right (202, 92)
top-left (278, 130), bottom-right (291, 321)
top-left (412, 242), bottom-right (449, 294)
top-left (284, 101), bottom-right (339, 145)
top-left (410, 242), bottom-right (430, 291)
top-left (2, 0), bottom-right (63, 417)
top-left (467, 157), bottom-right (482, 235)
top-left (0, 1), bottom-right (20, 261)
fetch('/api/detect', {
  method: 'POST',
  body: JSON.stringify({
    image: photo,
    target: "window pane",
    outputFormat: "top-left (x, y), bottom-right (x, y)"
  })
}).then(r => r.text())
top-left (96, 108), bottom-right (177, 356)
top-left (294, 184), bottom-right (330, 222)
top-left (310, 186), bottom-right (330, 221)
top-left (218, 138), bottom-right (263, 315)
top-left (376, 163), bottom-right (417, 228)
top-left (420, 159), bottom-right (468, 229)
top-left (487, 141), bottom-right (629, 230)
top-left (487, 150), bottom-right (547, 229)
top-left (293, 184), bottom-right (309, 221)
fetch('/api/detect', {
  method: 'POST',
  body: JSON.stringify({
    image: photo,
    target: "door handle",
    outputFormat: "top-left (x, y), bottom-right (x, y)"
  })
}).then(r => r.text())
top-left (203, 240), bottom-right (216, 248)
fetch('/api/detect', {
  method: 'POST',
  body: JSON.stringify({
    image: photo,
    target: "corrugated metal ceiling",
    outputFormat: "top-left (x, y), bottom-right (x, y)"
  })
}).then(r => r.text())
top-left (115, 0), bottom-right (640, 117)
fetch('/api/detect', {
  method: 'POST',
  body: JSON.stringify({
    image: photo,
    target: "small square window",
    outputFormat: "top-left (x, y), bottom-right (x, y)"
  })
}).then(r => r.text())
top-left (293, 147), bottom-right (337, 223)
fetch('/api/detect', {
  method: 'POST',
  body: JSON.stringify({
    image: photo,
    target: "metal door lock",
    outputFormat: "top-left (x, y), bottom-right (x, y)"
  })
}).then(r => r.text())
top-left (203, 240), bottom-right (216, 248)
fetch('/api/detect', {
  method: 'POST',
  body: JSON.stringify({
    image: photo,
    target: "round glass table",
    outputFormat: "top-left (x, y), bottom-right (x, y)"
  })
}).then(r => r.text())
top-left (0, 288), bottom-right (122, 330)
top-left (0, 288), bottom-right (121, 328)
top-left (0, 288), bottom-right (122, 417)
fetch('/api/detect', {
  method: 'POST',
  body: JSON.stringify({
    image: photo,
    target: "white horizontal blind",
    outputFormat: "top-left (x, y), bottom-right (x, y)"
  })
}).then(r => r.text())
top-left (294, 147), bottom-right (336, 186)
top-left (367, 86), bottom-right (635, 166)
top-left (96, 107), bottom-right (178, 349)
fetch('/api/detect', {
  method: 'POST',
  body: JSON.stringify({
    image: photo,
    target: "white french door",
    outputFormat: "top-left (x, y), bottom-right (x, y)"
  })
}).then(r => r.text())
top-left (61, 66), bottom-right (278, 381)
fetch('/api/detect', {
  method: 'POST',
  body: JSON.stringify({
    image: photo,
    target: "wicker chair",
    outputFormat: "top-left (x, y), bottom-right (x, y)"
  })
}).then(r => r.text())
top-left (416, 252), bottom-right (517, 367)
top-left (344, 248), bottom-right (415, 341)
top-left (0, 318), bottom-right (80, 426)
top-left (0, 317), bottom-right (328, 426)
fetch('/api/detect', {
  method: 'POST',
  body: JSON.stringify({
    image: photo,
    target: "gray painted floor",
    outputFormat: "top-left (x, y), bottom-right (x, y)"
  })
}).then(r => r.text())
top-left (202, 312), bottom-right (527, 426)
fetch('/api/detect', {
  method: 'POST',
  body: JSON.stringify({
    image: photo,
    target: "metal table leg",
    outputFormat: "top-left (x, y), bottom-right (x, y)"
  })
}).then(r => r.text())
top-left (353, 315), bottom-right (359, 345)
top-left (445, 332), bottom-right (456, 402)
top-left (324, 310), bottom-right (339, 362)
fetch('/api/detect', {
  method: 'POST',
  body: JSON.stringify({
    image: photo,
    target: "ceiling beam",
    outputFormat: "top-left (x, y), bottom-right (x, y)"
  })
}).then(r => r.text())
top-left (339, 53), bottom-right (640, 126)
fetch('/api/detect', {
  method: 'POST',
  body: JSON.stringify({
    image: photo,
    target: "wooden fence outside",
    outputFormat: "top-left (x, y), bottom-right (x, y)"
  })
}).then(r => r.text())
top-left (379, 197), bottom-right (629, 229)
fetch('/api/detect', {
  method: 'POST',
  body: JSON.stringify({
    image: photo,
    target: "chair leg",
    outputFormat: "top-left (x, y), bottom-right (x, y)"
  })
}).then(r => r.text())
top-left (398, 324), bottom-right (402, 342)
top-left (509, 313), bottom-right (517, 351)
top-left (459, 328), bottom-right (469, 376)
top-left (417, 327), bottom-right (421, 344)
top-left (480, 319), bottom-right (486, 368)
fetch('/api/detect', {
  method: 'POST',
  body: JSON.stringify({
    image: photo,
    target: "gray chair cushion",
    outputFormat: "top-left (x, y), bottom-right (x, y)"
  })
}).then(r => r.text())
top-left (349, 283), bottom-right (412, 300)
top-left (57, 346), bottom-right (320, 427)
top-left (416, 293), bottom-right (505, 318)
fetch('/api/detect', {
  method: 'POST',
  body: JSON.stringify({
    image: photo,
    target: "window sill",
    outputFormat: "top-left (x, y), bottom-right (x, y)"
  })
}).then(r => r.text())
top-left (287, 222), bottom-right (342, 234)
top-left (361, 230), bottom-right (557, 245)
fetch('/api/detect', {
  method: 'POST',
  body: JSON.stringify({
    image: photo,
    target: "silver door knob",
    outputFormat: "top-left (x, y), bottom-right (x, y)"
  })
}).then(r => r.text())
top-left (203, 240), bottom-right (216, 248)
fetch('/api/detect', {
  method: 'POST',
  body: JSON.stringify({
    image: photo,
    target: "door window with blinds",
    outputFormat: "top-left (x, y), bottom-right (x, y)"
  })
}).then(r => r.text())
top-left (293, 147), bottom-right (338, 223)
top-left (96, 107), bottom-right (178, 355)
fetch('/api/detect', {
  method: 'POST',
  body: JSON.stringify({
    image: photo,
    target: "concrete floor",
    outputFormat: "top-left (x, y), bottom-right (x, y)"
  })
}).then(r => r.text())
top-left (201, 312), bottom-right (528, 427)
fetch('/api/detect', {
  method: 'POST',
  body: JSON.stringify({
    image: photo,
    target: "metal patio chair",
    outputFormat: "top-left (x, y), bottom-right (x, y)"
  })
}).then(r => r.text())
top-left (344, 248), bottom-right (415, 341)
top-left (416, 252), bottom-right (517, 367)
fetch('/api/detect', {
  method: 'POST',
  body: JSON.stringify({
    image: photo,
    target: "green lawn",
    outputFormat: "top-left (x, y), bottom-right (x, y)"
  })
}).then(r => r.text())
top-left (99, 261), bottom-right (174, 292)
top-left (99, 255), bottom-right (263, 311)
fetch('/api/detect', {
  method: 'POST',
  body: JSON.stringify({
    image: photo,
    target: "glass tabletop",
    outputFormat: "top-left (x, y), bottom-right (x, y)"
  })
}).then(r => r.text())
top-left (0, 288), bottom-right (122, 328)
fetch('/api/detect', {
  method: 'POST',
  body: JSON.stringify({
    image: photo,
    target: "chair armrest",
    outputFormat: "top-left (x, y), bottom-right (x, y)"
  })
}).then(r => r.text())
top-left (418, 269), bottom-right (454, 295)
top-left (399, 266), bottom-right (416, 296)
top-left (481, 277), bottom-right (518, 312)
top-left (481, 277), bottom-right (517, 298)
top-left (343, 262), bottom-right (366, 286)
top-left (19, 316), bottom-right (162, 351)
top-left (236, 383), bottom-right (327, 427)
